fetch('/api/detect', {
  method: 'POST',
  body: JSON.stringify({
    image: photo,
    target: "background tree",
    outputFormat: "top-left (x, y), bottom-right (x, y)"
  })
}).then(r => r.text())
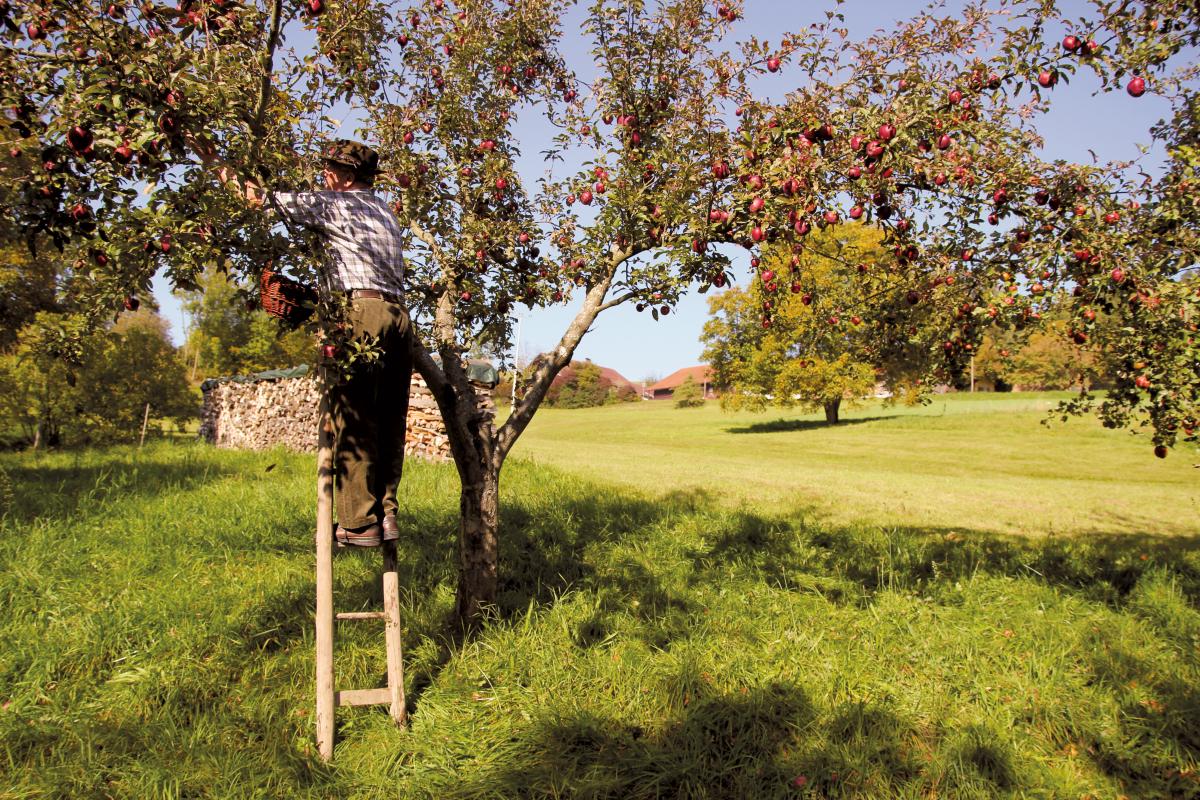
top-left (0, 308), bottom-right (195, 445)
top-left (672, 374), bottom-right (705, 408)
top-left (75, 309), bottom-right (198, 441)
top-left (179, 267), bottom-right (312, 381)
top-left (974, 313), bottom-right (1109, 391)
top-left (703, 224), bottom-right (939, 423)
top-left (544, 360), bottom-right (638, 407)
top-left (3, 0), bottom-right (1197, 621)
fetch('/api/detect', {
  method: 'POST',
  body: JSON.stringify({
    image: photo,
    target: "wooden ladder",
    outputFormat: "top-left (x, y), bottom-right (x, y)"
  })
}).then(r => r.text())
top-left (314, 378), bottom-right (407, 762)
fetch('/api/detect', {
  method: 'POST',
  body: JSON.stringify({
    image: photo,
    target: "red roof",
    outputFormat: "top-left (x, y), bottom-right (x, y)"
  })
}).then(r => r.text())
top-left (649, 365), bottom-right (714, 392)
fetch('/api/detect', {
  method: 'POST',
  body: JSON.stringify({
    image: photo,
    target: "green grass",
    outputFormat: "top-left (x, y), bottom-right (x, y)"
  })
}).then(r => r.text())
top-left (513, 392), bottom-right (1200, 537)
top-left (0, 395), bottom-right (1198, 798)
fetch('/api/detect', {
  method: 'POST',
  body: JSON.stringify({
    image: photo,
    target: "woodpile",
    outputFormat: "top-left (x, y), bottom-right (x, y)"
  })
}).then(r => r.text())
top-left (199, 371), bottom-right (495, 462)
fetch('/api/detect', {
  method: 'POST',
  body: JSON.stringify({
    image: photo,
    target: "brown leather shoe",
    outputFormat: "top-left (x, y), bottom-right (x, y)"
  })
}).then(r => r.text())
top-left (335, 523), bottom-right (382, 548)
top-left (382, 514), bottom-right (399, 542)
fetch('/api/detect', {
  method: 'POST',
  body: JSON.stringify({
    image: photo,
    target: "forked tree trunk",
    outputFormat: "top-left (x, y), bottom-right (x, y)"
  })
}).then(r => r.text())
top-left (408, 239), bottom-right (628, 627)
top-left (824, 398), bottom-right (841, 425)
top-left (455, 463), bottom-right (500, 622)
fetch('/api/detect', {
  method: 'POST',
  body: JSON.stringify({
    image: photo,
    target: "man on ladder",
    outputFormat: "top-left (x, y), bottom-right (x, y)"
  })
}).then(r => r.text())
top-left (193, 138), bottom-right (413, 546)
top-left (192, 138), bottom-right (412, 756)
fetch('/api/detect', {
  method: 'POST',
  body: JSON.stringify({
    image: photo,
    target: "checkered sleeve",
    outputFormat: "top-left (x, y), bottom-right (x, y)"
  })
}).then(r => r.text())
top-left (270, 191), bottom-right (330, 232)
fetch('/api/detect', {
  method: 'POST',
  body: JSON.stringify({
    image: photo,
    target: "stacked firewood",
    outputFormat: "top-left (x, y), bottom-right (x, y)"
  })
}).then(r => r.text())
top-left (200, 372), bottom-right (495, 461)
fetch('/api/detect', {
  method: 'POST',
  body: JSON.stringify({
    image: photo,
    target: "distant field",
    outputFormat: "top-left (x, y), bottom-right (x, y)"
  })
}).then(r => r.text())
top-left (513, 392), bottom-right (1200, 538)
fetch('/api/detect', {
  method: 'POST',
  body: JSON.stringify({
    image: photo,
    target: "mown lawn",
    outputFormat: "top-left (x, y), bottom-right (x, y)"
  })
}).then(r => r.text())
top-left (0, 395), bottom-right (1197, 799)
top-left (514, 392), bottom-right (1200, 537)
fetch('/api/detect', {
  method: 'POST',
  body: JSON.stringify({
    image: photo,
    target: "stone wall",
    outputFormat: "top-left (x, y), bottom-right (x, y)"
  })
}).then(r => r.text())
top-left (199, 371), bottom-right (494, 461)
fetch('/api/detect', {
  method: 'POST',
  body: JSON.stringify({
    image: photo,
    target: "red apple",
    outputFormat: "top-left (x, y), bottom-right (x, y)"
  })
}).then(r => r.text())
top-left (308, 0), bottom-right (323, 14)
top-left (937, 134), bottom-right (953, 150)
top-left (1127, 76), bottom-right (1146, 97)
top-left (766, 57), bottom-right (781, 72)
top-left (1154, 445), bottom-right (1168, 459)
top-left (1037, 70), bottom-right (1057, 88)
top-left (1135, 375), bottom-right (1151, 389)
top-left (123, 295), bottom-right (140, 312)
top-left (878, 123), bottom-right (896, 142)
top-left (849, 205), bottom-right (864, 219)
top-left (1062, 34), bottom-right (1080, 52)
top-left (67, 125), bottom-right (93, 153)
top-left (579, 190), bottom-right (593, 205)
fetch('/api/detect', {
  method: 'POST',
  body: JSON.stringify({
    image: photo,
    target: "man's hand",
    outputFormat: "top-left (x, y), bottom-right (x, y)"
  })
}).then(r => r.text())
top-left (185, 133), bottom-right (264, 208)
top-left (185, 132), bottom-right (219, 165)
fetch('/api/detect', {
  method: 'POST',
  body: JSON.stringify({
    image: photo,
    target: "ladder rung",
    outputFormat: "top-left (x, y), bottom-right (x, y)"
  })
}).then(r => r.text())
top-left (335, 611), bottom-right (387, 621)
top-left (335, 687), bottom-right (392, 707)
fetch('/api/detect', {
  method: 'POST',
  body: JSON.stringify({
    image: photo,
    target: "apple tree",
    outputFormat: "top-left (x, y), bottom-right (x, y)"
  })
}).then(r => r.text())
top-left (2, 0), bottom-right (1197, 622)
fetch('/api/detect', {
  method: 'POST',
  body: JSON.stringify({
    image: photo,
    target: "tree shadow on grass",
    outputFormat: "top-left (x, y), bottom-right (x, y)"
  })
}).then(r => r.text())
top-left (725, 415), bottom-right (892, 434)
top-left (446, 684), bottom-right (1024, 799)
top-left (448, 682), bottom-right (818, 799)
top-left (0, 448), bottom-right (233, 525)
top-left (204, 462), bottom-right (1198, 795)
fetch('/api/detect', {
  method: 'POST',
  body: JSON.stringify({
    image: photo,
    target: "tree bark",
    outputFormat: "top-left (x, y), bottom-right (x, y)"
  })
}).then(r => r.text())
top-left (409, 238), bottom-right (635, 627)
top-left (824, 398), bottom-right (841, 425)
top-left (456, 463), bottom-right (500, 623)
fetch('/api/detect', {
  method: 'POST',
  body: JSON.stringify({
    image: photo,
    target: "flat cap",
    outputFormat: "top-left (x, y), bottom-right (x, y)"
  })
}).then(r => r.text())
top-left (323, 139), bottom-right (379, 175)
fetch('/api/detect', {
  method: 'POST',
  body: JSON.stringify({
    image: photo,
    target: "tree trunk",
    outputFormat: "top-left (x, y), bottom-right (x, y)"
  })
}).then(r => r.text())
top-left (824, 398), bottom-right (841, 425)
top-left (455, 463), bottom-right (500, 624)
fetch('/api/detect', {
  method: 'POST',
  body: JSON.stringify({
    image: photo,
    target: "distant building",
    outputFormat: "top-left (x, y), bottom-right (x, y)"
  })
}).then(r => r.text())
top-left (647, 365), bottom-right (717, 400)
top-left (549, 359), bottom-right (638, 394)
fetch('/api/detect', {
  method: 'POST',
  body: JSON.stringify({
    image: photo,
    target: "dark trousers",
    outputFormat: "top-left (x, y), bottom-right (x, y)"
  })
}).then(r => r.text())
top-left (329, 297), bottom-right (413, 530)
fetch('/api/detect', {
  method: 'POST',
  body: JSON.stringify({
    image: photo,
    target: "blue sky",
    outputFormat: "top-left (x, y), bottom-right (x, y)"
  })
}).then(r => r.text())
top-left (153, 0), bottom-right (1175, 384)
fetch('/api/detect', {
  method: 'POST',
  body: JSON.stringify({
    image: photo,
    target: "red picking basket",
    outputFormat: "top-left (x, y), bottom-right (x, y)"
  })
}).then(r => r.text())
top-left (260, 269), bottom-right (317, 326)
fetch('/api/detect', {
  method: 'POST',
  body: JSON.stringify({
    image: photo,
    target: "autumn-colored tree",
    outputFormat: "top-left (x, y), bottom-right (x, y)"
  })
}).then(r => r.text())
top-left (3, 0), bottom-right (1197, 619)
top-left (974, 314), bottom-right (1108, 392)
top-left (702, 225), bottom-right (937, 423)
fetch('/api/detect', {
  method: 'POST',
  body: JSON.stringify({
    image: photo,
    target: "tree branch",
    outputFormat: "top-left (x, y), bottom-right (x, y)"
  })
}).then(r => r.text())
top-left (494, 244), bottom-right (632, 462)
top-left (249, 0), bottom-right (285, 154)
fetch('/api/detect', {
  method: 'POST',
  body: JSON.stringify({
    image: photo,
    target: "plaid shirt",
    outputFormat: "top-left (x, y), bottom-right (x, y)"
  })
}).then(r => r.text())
top-left (272, 189), bottom-right (406, 298)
